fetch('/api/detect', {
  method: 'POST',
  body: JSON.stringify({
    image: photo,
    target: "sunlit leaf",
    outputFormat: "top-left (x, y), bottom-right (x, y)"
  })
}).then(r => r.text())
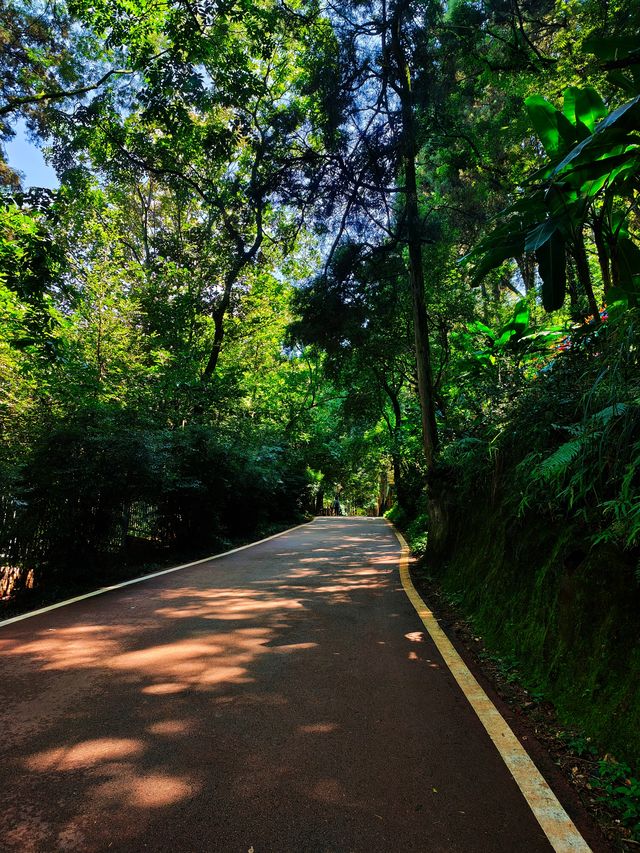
top-left (525, 95), bottom-right (576, 157)
top-left (563, 86), bottom-right (607, 134)
top-left (525, 219), bottom-right (558, 252)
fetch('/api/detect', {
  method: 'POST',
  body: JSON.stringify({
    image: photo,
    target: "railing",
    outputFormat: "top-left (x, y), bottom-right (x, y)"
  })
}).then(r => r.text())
top-left (0, 494), bottom-right (164, 600)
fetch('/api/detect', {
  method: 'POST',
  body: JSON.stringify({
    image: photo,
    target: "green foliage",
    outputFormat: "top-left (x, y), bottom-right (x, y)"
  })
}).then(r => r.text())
top-left (405, 513), bottom-right (429, 555)
top-left (595, 759), bottom-right (640, 840)
top-left (0, 177), bottom-right (329, 592)
top-left (508, 309), bottom-right (640, 554)
top-left (557, 730), bottom-right (598, 759)
top-left (464, 79), bottom-right (640, 316)
top-left (384, 503), bottom-right (407, 528)
top-left (0, 199), bottom-right (62, 348)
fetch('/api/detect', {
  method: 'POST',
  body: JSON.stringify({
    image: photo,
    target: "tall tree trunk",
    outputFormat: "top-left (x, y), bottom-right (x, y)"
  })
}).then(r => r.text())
top-left (591, 218), bottom-right (612, 294)
top-left (380, 375), bottom-right (403, 509)
top-left (516, 253), bottom-right (536, 293)
top-left (390, 9), bottom-right (438, 471)
top-left (200, 197), bottom-right (264, 382)
top-left (201, 282), bottom-right (233, 382)
top-left (567, 258), bottom-right (581, 322)
top-left (201, 249), bottom-right (256, 381)
top-left (573, 227), bottom-right (600, 323)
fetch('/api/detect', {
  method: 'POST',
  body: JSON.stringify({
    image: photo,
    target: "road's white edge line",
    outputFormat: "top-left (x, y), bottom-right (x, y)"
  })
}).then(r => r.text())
top-left (390, 522), bottom-right (592, 853)
top-left (0, 521), bottom-right (312, 629)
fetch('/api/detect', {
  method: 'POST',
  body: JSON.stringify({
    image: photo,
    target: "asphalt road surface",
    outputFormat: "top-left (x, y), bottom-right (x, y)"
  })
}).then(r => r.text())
top-left (0, 518), bottom-right (600, 852)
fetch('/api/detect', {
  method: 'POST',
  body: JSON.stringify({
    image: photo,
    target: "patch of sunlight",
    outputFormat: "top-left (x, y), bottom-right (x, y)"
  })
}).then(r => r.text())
top-left (142, 682), bottom-right (188, 695)
top-left (405, 631), bottom-right (425, 642)
top-left (91, 772), bottom-right (196, 808)
top-left (25, 738), bottom-right (144, 771)
top-left (298, 722), bottom-right (339, 734)
top-left (146, 720), bottom-right (194, 736)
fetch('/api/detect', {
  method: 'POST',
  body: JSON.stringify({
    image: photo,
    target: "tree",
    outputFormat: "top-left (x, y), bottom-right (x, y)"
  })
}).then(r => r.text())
top-left (45, 0), bottom-right (337, 388)
top-left (0, 0), bottom-right (124, 186)
top-left (290, 241), bottom-right (419, 502)
top-left (463, 83), bottom-right (640, 314)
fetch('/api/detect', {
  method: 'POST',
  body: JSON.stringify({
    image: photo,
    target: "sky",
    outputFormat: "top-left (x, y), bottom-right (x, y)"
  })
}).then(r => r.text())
top-left (5, 120), bottom-right (59, 189)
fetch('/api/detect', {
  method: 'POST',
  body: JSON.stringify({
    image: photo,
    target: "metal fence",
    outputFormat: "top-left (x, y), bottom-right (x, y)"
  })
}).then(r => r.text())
top-left (0, 494), bottom-right (164, 600)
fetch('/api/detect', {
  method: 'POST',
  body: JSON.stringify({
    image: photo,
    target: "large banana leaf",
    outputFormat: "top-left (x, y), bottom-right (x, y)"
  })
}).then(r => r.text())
top-left (465, 83), bottom-right (639, 315)
top-left (552, 95), bottom-right (640, 175)
top-left (562, 86), bottom-right (607, 135)
top-left (525, 95), bottom-right (577, 157)
top-left (525, 218), bottom-right (558, 252)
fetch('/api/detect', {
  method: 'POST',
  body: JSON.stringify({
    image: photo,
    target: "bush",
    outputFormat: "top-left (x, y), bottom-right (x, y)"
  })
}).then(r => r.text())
top-left (1, 408), bottom-right (311, 593)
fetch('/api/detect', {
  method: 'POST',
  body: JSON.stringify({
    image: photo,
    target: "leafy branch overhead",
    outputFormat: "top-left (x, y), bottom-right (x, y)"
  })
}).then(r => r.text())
top-left (462, 55), bottom-right (640, 315)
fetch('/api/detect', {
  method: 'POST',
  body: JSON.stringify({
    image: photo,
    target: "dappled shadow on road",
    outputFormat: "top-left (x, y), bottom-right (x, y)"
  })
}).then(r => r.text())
top-left (0, 518), bottom-right (489, 853)
top-left (0, 519), bottom-right (554, 853)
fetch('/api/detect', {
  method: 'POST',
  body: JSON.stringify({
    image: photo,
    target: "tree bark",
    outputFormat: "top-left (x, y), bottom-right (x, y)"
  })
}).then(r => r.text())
top-left (567, 258), bottom-right (581, 322)
top-left (591, 218), bottom-right (612, 294)
top-left (573, 227), bottom-right (600, 323)
top-left (390, 7), bottom-right (439, 471)
top-left (201, 276), bottom-right (234, 382)
top-left (200, 216), bottom-right (263, 382)
top-left (379, 374), bottom-right (403, 508)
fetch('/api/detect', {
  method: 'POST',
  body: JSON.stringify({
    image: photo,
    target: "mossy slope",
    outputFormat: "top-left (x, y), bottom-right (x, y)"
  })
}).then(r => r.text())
top-left (427, 496), bottom-right (640, 764)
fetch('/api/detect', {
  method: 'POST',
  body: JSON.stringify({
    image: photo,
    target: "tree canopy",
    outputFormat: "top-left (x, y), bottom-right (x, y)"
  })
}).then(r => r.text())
top-left (1, 0), bottom-right (638, 651)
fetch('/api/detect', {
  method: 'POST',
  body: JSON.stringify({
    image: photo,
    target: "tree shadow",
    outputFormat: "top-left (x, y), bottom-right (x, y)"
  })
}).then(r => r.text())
top-left (0, 518), bottom-right (551, 853)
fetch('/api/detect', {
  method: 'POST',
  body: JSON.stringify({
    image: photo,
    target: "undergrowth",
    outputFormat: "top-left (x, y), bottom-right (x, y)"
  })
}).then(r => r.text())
top-left (423, 308), bottom-right (640, 768)
top-left (595, 759), bottom-right (640, 841)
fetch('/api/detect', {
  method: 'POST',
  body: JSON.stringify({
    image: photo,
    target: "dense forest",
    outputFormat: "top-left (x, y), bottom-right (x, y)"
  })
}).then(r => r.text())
top-left (1, 0), bottom-right (639, 828)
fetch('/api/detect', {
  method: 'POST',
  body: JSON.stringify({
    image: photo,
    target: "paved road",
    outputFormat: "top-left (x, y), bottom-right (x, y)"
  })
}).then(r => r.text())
top-left (0, 518), bottom-right (596, 852)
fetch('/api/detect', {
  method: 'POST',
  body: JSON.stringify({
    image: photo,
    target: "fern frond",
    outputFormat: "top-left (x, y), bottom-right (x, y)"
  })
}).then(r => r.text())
top-left (535, 438), bottom-right (585, 481)
top-left (588, 402), bottom-right (628, 425)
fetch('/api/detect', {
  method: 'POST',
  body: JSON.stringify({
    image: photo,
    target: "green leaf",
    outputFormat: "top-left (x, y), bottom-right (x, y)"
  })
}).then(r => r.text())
top-left (525, 95), bottom-right (577, 157)
top-left (468, 320), bottom-right (496, 341)
top-left (552, 96), bottom-right (640, 176)
top-left (462, 233), bottom-right (524, 285)
top-left (616, 237), bottom-right (640, 288)
top-left (536, 438), bottom-right (585, 480)
top-left (563, 86), bottom-right (607, 133)
top-left (555, 148), bottom-right (639, 199)
top-left (545, 184), bottom-right (580, 221)
top-left (494, 299), bottom-right (530, 348)
top-left (461, 201), bottom-right (543, 284)
top-left (526, 95), bottom-right (560, 155)
top-left (583, 35), bottom-right (640, 63)
top-left (589, 403), bottom-right (628, 423)
top-left (511, 299), bottom-right (530, 330)
top-left (494, 327), bottom-right (518, 347)
top-left (536, 230), bottom-right (566, 312)
top-left (606, 286), bottom-right (634, 307)
top-left (594, 94), bottom-right (640, 133)
top-left (606, 71), bottom-right (638, 97)
top-left (525, 219), bottom-right (558, 252)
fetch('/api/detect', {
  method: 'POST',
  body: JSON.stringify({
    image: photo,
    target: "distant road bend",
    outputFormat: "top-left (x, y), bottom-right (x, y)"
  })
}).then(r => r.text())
top-left (0, 517), bottom-right (602, 852)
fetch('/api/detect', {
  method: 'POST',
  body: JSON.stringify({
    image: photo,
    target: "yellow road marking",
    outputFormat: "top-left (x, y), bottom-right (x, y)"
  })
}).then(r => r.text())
top-left (0, 521), bottom-right (311, 629)
top-left (390, 524), bottom-right (592, 853)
